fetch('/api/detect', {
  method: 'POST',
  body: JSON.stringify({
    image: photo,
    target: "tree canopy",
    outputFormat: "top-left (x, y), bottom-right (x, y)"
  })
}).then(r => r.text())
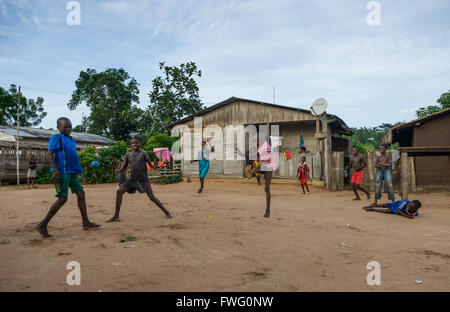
top-left (416, 90), bottom-right (450, 118)
top-left (68, 68), bottom-right (143, 141)
top-left (0, 84), bottom-right (47, 127)
top-left (146, 62), bottom-right (204, 134)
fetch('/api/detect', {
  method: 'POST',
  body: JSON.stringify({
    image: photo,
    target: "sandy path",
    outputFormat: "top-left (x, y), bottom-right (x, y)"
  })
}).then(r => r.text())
top-left (1, 179), bottom-right (449, 291)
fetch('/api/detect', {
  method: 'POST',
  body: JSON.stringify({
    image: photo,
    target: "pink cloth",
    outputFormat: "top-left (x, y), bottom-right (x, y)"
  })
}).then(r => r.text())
top-left (258, 142), bottom-right (277, 170)
top-left (153, 148), bottom-right (172, 162)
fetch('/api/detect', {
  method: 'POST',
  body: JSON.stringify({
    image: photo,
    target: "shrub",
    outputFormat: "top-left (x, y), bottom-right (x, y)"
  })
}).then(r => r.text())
top-left (36, 165), bottom-right (52, 184)
top-left (159, 174), bottom-right (182, 185)
top-left (77, 141), bottom-right (128, 184)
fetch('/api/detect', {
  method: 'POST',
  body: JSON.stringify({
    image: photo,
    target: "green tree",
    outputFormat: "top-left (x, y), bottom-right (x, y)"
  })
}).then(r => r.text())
top-left (0, 84), bottom-right (47, 126)
top-left (68, 68), bottom-right (143, 141)
top-left (72, 113), bottom-right (90, 133)
top-left (416, 90), bottom-right (450, 118)
top-left (146, 62), bottom-right (204, 134)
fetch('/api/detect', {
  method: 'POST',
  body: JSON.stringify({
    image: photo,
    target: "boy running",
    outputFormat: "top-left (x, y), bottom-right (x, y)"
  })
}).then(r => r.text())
top-left (363, 200), bottom-right (422, 219)
top-left (191, 139), bottom-right (215, 194)
top-left (347, 147), bottom-right (370, 200)
top-left (297, 156), bottom-right (310, 194)
top-left (36, 117), bottom-right (100, 238)
top-left (107, 137), bottom-right (172, 222)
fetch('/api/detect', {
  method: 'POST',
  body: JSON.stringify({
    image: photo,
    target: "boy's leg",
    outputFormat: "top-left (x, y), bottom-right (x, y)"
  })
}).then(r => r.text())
top-left (36, 173), bottom-right (72, 238)
top-left (36, 196), bottom-right (68, 238)
top-left (372, 169), bottom-right (383, 205)
top-left (301, 184), bottom-right (306, 194)
top-left (146, 183), bottom-right (172, 218)
top-left (357, 185), bottom-right (370, 199)
top-left (363, 207), bottom-right (392, 213)
top-left (384, 169), bottom-right (395, 201)
top-left (107, 187), bottom-right (129, 222)
top-left (198, 177), bottom-right (204, 193)
top-left (256, 175), bottom-right (261, 185)
top-left (352, 183), bottom-right (361, 200)
top-left (305, 183), bottom-right (310, 193)
top-left (263, 171), bottom-right (272, 217)
top-left (74, 189), bottom-right (100, 229)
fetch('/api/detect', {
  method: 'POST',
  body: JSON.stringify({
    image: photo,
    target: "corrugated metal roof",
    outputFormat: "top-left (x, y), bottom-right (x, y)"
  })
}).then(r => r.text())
top-left (0, 126), bottom-right (114, 144)
top-left (165, 96), bottom-right (352, 135)
top-left (382, 108), bottom-right (450, 145)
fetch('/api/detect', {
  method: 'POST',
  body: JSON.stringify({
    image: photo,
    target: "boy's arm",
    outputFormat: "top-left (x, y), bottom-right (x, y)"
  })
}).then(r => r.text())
top-left (386, 155), bottom-right (392, 168)
top-left (119, 155), bottom-right (129, 173)
top-left (374, 156), bottom-right (381, 168)
top-left (48, 150), bottom-right (60, 183)
top-left (396, 207), bottom-right (413, 219)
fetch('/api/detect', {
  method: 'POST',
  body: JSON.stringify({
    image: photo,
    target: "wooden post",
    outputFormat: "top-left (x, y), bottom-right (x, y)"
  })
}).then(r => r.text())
top-left (16, 86), bottom-right (21, 187)
top-left (315, 118), bottom-right (321, 154)
top-left (323, 116), bottom-right (332, 191)
top-left (401, 152), bottom-right (409, 200)
top-left (409, 157), bottom-right (416, 193)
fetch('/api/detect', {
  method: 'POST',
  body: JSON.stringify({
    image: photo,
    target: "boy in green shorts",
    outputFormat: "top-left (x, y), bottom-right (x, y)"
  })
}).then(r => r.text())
top-left (36, 117), bottom-right (100, 238)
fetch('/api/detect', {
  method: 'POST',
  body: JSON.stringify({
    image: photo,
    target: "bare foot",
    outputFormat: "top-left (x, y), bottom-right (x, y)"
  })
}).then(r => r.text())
top-left (165, 213), bottom-right (173, 219)
top-left (198, 188), bottom-right (203, 194)
top-left (83, 222), bottom-right (101, 230)
top-left (106, 217), bottom-right (120, 223)
top-left (263, 211), bottom-right (270, 218)
top-left (36, 224), bottom-right (53, 238)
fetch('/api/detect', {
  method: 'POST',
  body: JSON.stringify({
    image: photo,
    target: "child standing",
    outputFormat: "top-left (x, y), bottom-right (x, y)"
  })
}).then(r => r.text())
top-left (36, 117), bottom-right (100, 238)
top-left (27, 154), bottom-right (37, 188)
top-left (107, 137), bottom-right (172, 222)
top-left (372, 144), bottom-right (395, 205)
top-left (297, 156), bottom-right (310, 194)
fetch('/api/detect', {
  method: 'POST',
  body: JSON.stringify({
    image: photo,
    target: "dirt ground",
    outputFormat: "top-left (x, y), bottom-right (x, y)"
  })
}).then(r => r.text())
top-left (1, 179), bottom-right (449, 292)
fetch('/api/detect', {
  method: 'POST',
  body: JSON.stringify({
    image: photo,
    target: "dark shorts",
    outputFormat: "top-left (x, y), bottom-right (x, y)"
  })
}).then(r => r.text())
top-left (251, 165), bottom-right (273, 192)
top-left (118, 173), bottom-right (126, 187)
top-left (122, 177), bottom-right (153, 194)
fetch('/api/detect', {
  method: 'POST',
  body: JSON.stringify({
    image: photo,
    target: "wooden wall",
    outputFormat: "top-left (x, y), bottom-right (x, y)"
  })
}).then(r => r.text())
top-left (412, 114), bottom-right (450, 187)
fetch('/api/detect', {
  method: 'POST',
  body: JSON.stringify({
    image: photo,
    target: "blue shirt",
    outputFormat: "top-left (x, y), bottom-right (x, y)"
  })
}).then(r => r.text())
top-left (387, 200), bottom-right (419, 217)
top-left (48, 134), bottom-right (83, 174)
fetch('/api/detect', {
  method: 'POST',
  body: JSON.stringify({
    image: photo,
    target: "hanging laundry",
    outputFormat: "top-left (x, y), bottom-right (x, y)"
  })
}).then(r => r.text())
top-left (284, 152), bottom-right (292, 160)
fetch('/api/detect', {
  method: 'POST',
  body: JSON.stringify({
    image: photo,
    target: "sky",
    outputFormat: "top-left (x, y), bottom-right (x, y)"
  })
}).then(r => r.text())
top-left (0, 0), bottom-right (449, 130)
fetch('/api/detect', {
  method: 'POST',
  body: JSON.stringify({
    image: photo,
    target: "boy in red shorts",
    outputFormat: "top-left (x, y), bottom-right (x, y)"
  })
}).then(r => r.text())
top-left (347, 147), bottom-right (370, 201)
top-left (297, 156), bottom-right (310, 194)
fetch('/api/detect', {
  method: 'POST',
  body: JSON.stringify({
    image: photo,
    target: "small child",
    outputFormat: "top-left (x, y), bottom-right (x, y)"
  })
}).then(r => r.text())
top-left (363, 200), bottom-right (422, 219)
top-left (297, 156), bottom-right (310, 194)
top-left (27, 154), bottom-right (37, 189)
top-left (107, 136), bottom-right (172, 222)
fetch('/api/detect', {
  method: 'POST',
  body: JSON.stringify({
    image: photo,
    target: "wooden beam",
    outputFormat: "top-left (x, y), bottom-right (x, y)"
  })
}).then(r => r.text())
top-left (401, 152), bottom-right (409, 200)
